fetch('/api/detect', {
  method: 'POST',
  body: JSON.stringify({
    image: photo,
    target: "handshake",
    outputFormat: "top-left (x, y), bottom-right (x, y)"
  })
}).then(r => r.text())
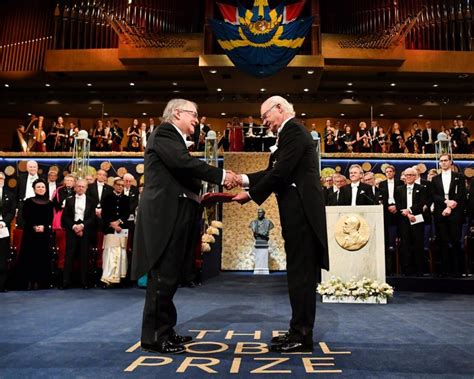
top-left (222, 170), bottom-right (251, 204)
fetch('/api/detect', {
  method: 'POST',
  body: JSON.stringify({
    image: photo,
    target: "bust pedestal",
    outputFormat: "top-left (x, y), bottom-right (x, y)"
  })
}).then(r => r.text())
top-left (253, 240), bottom-right (270, 275)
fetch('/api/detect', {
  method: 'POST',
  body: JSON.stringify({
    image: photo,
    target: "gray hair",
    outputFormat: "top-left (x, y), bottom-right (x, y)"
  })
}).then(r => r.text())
top-left (264, 96), bottom-right (295, 116)
top-left (162, 99), bottom-right (198, 123)
top-left (349, 164), bottom-right (363, 174)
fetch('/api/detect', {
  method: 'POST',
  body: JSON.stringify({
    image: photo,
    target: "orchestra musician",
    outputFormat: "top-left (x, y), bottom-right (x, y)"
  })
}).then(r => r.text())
top-left (110, 119), bottom-right (124, 152)
top-left (390, 122), bottom-right (405, 153)
top-left (356, 122), bottom-right (372, 153)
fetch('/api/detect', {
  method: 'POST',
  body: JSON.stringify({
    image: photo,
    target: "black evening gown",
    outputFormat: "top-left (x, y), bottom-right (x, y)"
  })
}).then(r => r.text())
top-left (17, 198), bottom-right (54, 288)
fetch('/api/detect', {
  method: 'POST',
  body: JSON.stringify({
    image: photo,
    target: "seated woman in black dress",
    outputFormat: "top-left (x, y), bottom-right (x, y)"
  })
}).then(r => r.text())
top-left (17, 179), bottom-right (54, 290)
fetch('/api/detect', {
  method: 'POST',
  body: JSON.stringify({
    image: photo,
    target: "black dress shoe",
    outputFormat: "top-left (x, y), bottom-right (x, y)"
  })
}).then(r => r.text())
top-left (271, 332), bottom-right (290, 344)
top-left (169, 333), bottom-right (193, 344)
top-left (270, 341), bottom-right (313, 353)
top-left (141, 341), bottom-right (186, 354)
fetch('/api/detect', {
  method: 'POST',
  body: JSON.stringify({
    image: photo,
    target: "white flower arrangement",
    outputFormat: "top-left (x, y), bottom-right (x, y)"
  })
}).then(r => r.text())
top-left (200, 220), bottom-right (223, 252)
top-left (201, 233), bottom-right (216, 243)
top-left (317, 276), bottom-right (394, 303)
top-left (210, 220), bottom-right (223, 229)
top-left (206, 226), bottom-right (220, 236)
top-left (201, 242), bottom-right (211, 253)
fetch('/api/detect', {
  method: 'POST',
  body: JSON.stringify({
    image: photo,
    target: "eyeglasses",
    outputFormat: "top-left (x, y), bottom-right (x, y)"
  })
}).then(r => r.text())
top-left (114, 182), bottom-right (124, 186)
top-left (261, 104), bottom-right (278, 121)
top-left (178, 109), bottom-right (198, 119)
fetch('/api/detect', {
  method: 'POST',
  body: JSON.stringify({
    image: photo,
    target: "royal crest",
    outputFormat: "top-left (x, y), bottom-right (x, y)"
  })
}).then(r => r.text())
top-left (210, 0), bottom-right (313, 77)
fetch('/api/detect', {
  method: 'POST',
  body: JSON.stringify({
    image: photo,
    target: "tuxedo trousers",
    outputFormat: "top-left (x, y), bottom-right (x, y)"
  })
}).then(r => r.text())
top-left (399, 220), bottom-right (424, 275)
top-left (141, 197), bottom-right (199, 345)
top-left (0, 237), bottom-right (9, 289)
top-left (278, 187), bottom-right (319, 344)
top-left (64, 230), bottom-right (90, 286)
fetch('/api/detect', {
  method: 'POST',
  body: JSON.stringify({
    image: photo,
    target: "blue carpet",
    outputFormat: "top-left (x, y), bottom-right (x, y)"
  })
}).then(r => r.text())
top-left (0, 273), bottom-right (473, 378)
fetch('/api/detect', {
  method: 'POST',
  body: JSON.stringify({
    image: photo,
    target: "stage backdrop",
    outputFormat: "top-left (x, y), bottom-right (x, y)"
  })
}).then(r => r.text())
top-left (223, 152), bottom-right (285, 271)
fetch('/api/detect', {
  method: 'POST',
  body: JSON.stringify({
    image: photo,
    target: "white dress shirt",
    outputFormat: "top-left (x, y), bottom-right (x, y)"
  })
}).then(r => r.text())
top-left (25, 174), bottom-right (38, 199)
top-left (406, 185), bottom-right (414, 209)
top-left (74, 194), bottom-right (86, 223)
top-left (387, 179), bottom-right (395, 204)
top-left (48, 181), bottom-right (57, 201)
top-left (97, 182), bottom-right (104, 201)
top-left (441, 170), bottom-right (452, 200)
top-left (351, 182), bottom-right (360, 206)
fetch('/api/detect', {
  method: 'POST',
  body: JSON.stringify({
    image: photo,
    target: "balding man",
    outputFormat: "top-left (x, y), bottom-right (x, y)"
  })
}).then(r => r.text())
top-left (233, 95), bottom-right (329, 353)
top-left (394, 167), bottom-right (427, 276)
top-left (363, 172), bottom-right (382, 204)
top-left (61, 179), bottom-right (96, 289)
top-left (327, 174), bottom-right (346, 206)
top-left (123, 173), bottom-right (139, 217)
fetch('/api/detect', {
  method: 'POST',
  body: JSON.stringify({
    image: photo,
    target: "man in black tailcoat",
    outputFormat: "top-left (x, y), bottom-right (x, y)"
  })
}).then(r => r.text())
top-left (394, 167), bottom-right (427, 276)
top-left (0, 173), bottom-right (16, 292)
top-left (337, 164), bottom-right (376, 206)
top-left (61, 179), bottom-right (96, 289)
top-left (132, 99), bottom-right (238, 354)
top-left (431, 154), bottom-right (466, 276)
top-left (379, 165), bottom-right (403, 274)
top-left (233, 95), bottom-right (329, 353)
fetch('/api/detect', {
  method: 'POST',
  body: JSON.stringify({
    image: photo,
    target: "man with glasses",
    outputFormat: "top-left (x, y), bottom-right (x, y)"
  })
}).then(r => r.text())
top-left (233, 95), bottom-right (328, 353)
top-left (132, 98), bottom-right (239, 354)
top-left (394, 167), bottom-right (427, 276)
top-left (431, 154), bottom-right (466, 276)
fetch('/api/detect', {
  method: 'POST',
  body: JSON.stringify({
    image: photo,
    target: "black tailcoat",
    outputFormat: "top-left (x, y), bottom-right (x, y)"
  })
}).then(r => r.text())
top-left (131, 122), bottom-right (224, 280)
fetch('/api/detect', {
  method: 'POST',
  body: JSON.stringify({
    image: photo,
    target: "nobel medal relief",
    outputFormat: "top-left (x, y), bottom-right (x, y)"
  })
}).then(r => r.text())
top-left (334, 214), bottom-right (370, 251)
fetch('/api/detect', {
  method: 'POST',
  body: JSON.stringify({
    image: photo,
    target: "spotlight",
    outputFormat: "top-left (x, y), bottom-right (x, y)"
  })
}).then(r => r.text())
top-left (304, 88), bottom-right (309, 92)
top-left (390, 83), bottom-right (396, 87)
top-left (217, 88), bottom-right (222, 92)
top-left (129, 82), bottom-right (135, 86)
top-left (307, 70), bottom-right (315, 75)
top-left (209, 70), bottom-right (217, 74)
top-left (347, 82), bottom-right (353, 86)
top-left (45, 83), bottom-right (51, 87)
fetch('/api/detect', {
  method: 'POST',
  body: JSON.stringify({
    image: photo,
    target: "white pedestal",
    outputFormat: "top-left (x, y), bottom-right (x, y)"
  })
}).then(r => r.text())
top-left (323, 205), bottom-right (386, 283)
top-left (253, 246), bottom-right (270, 275)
